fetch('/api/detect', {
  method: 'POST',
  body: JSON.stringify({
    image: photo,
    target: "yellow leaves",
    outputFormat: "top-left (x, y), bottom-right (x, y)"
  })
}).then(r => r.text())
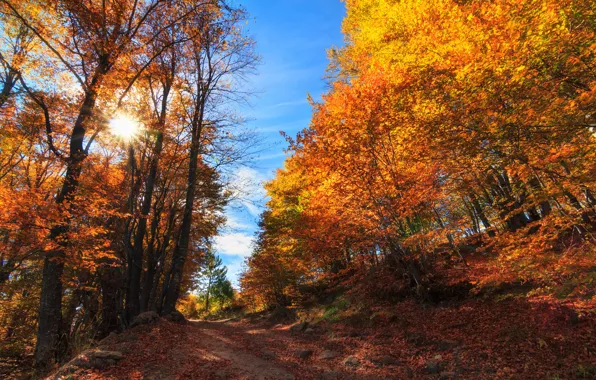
top-left (537, 337), bottom-right (548, 349)
top-left (244, 0), bottom-right (596, 308)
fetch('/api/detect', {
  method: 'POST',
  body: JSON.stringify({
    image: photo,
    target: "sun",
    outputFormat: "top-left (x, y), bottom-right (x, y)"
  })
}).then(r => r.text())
top-left (109, 114), bottom-right (139, 140)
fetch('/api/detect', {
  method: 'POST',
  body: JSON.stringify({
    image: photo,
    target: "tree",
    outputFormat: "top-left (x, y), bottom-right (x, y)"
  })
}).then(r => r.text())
top-left (195, 250), bottom-right (231, 313)
top-left (0, 0), bottom-right (257, 368)
top-left (241, 0), bottom-right (596, 308)
top-left (0, 0), bottom-right (203, 365)
top-left (161, 3), bottom-right (258, 314)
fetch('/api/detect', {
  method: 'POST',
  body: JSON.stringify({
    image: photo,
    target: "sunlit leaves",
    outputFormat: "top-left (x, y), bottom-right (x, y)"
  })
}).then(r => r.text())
top-left (241, 0), bottom-right (596, 307)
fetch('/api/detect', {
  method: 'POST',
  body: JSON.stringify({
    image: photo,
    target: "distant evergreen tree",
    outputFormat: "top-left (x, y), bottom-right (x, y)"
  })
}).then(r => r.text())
top-left (211, 278), bottom-right (234, 308)
top-left (195, 251), bottom-right (233, 312)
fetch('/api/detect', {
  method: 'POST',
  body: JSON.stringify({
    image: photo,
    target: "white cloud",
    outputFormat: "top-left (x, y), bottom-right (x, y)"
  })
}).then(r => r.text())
top-left (214, 232), bottom-right (255, 257)
top-left (226, 166), bottom-right (270, 217)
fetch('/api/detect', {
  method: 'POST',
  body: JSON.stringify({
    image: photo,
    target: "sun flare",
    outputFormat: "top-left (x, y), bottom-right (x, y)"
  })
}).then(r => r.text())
top-left (109, 115), bottom-right (139, 140)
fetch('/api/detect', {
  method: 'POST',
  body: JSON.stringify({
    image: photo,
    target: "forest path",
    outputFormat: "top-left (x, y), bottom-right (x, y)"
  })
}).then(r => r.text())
top-left (93, 318), bottom-right (367, 380)
top-left (179, 321), bottom-right (296, 379)
top-left (60, 296), bottom-right (596, 380)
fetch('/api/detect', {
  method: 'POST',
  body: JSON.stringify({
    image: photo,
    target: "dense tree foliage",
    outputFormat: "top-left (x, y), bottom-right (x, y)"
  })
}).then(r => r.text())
top-left (0, 0), bottom-right (256, 369)
top-left (2, 0), bottom-right (596, 375)
top-left (240, 0), bottom-right (596, 309)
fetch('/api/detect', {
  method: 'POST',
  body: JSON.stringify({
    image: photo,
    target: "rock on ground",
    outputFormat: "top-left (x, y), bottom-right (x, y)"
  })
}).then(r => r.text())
top-left (164, 310), bottom-right (187, 323)
top-left (53, 350), bottom-right (123, 378)
top-left (296, 349), bottom-right (314, 359)
top-left (267, 305), bottom-right (297, 323)
top-left (319, 350), bottom-right (340, 360)
top-left (130, 311), bottom-right (160, 328)
top-left (343, 356), bottom-right (361, 367)
top-left (371, 355), bottom-right (400, 366)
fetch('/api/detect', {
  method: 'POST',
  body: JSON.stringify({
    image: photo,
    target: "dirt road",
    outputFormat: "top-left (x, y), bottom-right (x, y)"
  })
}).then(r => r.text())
top-left (88, 319), bottom-right (373, 380)
top-left (52, 297), bottom-right (595, 380)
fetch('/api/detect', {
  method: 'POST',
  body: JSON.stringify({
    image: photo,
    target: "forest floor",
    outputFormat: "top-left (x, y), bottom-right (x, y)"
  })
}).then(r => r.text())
top-left (46, 290), bottom-right (596, 380)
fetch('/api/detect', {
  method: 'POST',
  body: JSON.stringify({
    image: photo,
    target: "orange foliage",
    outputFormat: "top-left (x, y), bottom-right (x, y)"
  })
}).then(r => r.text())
top-left (241, 0), bottom-right (596, 308)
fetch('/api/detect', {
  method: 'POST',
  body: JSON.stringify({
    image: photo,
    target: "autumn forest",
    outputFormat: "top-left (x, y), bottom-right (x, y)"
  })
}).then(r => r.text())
top-left (1, 0), bottom-right (595, 379)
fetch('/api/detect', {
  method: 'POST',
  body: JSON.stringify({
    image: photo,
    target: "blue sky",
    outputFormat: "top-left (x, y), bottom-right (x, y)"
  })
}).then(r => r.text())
top-left (213, 0), bottom-right (346, 284)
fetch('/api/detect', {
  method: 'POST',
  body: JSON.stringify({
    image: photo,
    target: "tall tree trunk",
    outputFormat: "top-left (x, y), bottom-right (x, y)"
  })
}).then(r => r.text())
top-left (127, 132), bottom-right (164, 318)
top-left (98, 264), bottom-right (123, 338)
top-left (564, 190), bottom-right (592, 226)
top-left (123, 143), bottom-right (143, 323)
top-left (584, 187), bottom-right (596, 209)
top-left (35, 73), bottom-right (101, 366)
top-left (463, 197), bottom-right (480, 234)
top-left (470, 193), bottom-right (495, 237)
top-left (35, 160), bottom-right (86, 366)
top-left (143, 199), bottom-right (174, 311)
top-left (161, 139), bottom-right (200, 314)
top-left (35, 248), bottom-right (65, 366)
top-left (140, 200), bottom-right (161, 313)
top-left (528, 176), bottom-right (552, 218)
top-left (157, 219), bottom-right (183, 313)
top-left (130, 63), bottom-right (174, 314)
top-left (434, 207), bottom-right (467, 266)
top-left (557, 162), bottom-right (594, 229)
top-left (205, 278), bottom-right (211, 312)
top-left (161, 71), bottom-right (206, 314)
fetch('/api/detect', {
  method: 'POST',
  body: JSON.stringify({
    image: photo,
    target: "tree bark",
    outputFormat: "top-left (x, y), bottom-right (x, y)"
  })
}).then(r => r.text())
top-left (140, 198), bottom-right (161, 313)
top-left (470, 193), bottom-right (495, 237)
top-left (127, 131), bottom-right (164, 319)
top-left (35, 75), bottom-right (101, 367)
top-left (161, 138), bottom-right (200, 314)
top-left (138, 73), bottom-right (172, 312)
top-left (205, 277), bottom-right (211, 312)
top-left (161, 58), bottom-right (206, 314)
top-left (98, 264), bottom-right (123, 338)
top-left (149, 204), bottom-right (177, 311)
top-left (35, 248), bottom-right (65, 366)
top-left (0, 70), bottom-right (18, 108)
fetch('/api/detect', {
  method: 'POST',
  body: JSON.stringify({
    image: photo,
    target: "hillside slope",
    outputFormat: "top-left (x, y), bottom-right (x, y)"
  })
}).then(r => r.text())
top-left (46, 293), bottom-right (595, 380)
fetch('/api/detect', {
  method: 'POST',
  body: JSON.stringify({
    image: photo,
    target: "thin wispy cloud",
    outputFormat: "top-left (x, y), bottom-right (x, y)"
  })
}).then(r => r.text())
top-left (254, 152), bottom-right (287, 161)
top-left (274, 99), bottom-right (309, 108)
top-left (253, 118), bottom-right (311, 134)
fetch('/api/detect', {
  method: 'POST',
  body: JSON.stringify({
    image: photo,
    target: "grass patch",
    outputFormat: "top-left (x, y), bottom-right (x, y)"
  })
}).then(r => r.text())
top-left (318, 296), bottom-right (350, 323)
